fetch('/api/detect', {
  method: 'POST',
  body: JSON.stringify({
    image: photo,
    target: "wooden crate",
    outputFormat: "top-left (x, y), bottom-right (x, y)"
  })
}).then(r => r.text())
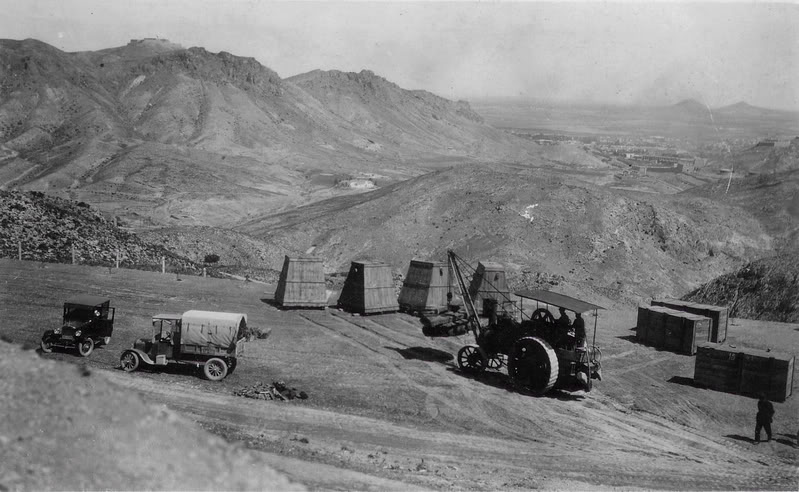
top-left (652, 298), bottom-right (728, 343)
top-left (274, 256), bottom-right (327, 308)
top-left (694, 343), bottom-right (795, 402)
top-left (637, 306), bottom-right (710, 355)
top-left (467, 261), bottom-right (511, 314)
top-left (398, 260), bottom-right (448, 314)
top-left (337, 260), bottom-right (399, 314)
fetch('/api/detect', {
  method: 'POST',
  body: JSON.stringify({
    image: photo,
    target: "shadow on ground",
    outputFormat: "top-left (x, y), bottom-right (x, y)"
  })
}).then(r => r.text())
top-left (668, 375), bottom-right (702, 388)
top-left (388, 346), bottom-right (454, 363)
top-left (444, 366), bottom-right (585, 400)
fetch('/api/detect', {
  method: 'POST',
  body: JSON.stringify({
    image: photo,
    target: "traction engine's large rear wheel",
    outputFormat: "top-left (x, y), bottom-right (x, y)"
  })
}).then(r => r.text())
top-left (457, 344), bottom-right (487, 374)
top-left (508, 337), bottom-right (559, 395)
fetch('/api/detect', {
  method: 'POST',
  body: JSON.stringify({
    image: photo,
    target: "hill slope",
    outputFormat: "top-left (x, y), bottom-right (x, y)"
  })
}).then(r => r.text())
top-left (237, 164), bottom-right (776, 306)
top-left (0, 38), bottom-right (538, 227)
top-left (0, 190), bottom-right (196, 270)
top-left (683, 252), bottom-right (799, 323)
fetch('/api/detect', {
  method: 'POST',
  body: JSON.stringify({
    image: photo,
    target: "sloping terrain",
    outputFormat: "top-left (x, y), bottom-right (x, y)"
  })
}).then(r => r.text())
top-left (238, 164), bottom-right (775, 306)
top-left (0, 340), bottom-right (302, 491)
top-left (0, 38), bottom-right (539, 227)
top-left (0, 189), bottom-right (196, 270)
top-left (684, 252), bottom-right (799, 323)
top-left (1, 260), bottom-right (797, 490)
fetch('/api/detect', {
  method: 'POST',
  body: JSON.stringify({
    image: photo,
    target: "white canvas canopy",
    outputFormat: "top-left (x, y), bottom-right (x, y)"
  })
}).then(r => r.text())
top-left (180, 310), bottom-right (248, 348)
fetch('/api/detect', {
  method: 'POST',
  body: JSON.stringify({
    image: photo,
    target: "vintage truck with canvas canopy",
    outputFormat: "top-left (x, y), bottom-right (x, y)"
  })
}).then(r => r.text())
top-left (120, 310), bottom-right (248, 380)
top-left (41, 295), bottom-right (115, 357)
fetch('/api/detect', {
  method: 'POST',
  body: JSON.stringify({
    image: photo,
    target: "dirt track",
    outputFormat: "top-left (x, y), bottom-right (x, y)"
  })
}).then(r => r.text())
top-left (1, 259), bottom-right (798, 490)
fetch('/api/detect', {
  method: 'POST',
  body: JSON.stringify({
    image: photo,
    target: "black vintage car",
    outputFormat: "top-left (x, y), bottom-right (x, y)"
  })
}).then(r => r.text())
top-left (41, 295), bottom-right (115, 357)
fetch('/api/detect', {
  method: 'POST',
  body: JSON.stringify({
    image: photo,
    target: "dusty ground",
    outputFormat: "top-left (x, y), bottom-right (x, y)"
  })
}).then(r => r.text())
top-left (1, 259), bottom-right (798, 490)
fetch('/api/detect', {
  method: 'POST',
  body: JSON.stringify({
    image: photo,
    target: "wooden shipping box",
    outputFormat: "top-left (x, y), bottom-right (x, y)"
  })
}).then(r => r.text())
top-left (467, 261), bottom-right (510, 314)
top-left (637, 305), bottom-right (710, 355)
top-left (694, 343), bottom-right (795, 402)
top-left (337, 260), bottom-right (399, 314)
top-left (652, 298), bottom-right (728, 343)
top-left (274, 256), bottom-right (327, 308)
top-left (398, 260), bottom-right (448, 313)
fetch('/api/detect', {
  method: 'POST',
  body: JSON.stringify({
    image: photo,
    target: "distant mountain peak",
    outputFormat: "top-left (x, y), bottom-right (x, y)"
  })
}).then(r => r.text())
top-left (672, 99), bottom-right (707, 111)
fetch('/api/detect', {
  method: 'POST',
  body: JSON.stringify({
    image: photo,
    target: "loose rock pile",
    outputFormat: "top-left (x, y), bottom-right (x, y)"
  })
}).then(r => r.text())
top-left (234, 381), bottom-right (308, 401)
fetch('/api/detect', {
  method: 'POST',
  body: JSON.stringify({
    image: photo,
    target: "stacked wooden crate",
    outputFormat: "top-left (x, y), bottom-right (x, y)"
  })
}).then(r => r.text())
top-left (651, 299), bottom-right (728, 343)
top-left (398, 260), bottom-right (448, 314)
top-left (274, 256), bottom-right (328, 308)
top-left (694, 343), bottom-right (795, 402)
top-left (636, 305), bottom-right (711, 355)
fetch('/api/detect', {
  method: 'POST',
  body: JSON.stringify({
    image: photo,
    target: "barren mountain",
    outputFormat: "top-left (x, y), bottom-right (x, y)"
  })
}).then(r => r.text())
top-left (237, 164), bottom-right (780, 306)
top-left (0, 38), bottom-right (538, 227)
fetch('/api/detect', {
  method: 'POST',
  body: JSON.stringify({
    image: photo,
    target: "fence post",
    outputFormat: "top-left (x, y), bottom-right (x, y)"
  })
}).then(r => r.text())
top-left (72, 244), bottom-right (76, 265)
top-left (161, 256), bottom-right (165, 274)
top-left (18, 241), bottom-right (21, 261)
top-left (203, 267), bottom-right (206, 278)
top-left (116, 249), bottom-right (120, 268)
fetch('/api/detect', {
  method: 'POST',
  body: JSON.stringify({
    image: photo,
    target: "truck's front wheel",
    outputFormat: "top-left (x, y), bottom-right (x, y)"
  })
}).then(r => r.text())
top-left (120, 351), bottom-right (140, 372)
top-left (203, 358), bottom-right (228, 381)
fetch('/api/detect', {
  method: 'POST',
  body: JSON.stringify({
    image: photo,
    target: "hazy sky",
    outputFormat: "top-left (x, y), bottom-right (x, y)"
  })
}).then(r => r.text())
top-left (2, 1), bottom-right (797, 109)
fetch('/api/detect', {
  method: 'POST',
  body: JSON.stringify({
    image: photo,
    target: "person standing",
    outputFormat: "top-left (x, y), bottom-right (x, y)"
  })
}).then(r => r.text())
top-left (573, 312), bottom-right (587, 347)
top-left (755, 393), bottom-right (774, 443)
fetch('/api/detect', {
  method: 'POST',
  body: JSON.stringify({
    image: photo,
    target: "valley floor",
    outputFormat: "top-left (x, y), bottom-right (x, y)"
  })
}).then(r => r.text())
top-left (1, 260), bottom-right (797, 490)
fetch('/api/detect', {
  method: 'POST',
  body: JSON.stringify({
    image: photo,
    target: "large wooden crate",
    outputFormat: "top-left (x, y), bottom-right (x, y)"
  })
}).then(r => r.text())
top-left (467, 261), bottom-right (511, 314)
top-left (651, 298), bottom-right (728, 343)
top-left (274, 256), bottom-right (328, 308)
top-left (636, 305), bottom-right (710, 355)
top-left (398, 260), bottom-right (448, 314)
top-left (694, 343), bottom-right (795, 402)
top-left (337, 260), bottom-right (399, 314)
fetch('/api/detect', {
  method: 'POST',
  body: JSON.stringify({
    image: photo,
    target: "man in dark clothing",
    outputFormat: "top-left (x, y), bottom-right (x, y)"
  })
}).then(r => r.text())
top-left (755, 393), bottom-right (775, 443)
top-left (573, 312), bottom-right (587, 348)
top-left (556, 307), bottom-right (571, 330)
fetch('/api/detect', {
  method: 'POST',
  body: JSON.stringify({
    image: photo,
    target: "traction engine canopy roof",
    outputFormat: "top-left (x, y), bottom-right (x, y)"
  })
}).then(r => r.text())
top-left (515, 289), bottom-right (604, 314)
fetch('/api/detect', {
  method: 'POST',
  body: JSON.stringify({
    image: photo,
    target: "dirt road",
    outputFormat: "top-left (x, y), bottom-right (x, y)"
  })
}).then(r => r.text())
top-left (2, 260), bottom-right (797, 490)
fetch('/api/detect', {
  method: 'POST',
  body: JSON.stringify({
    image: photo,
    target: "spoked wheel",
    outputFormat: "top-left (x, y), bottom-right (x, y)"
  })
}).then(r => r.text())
top-left (203, 357), bottom-right (228, 381)
top-left (487, 354), bottom-right (504, 369)
top-left (457, 344), bottom-right (487, 374)
top-left (77, 338), bottom-right (95, 357)
top-left (530, 308), bottom-right (555, 325)
top-left (508, 337), bottom-right (559, 396)
top-left (40, 331), bottom-right (54, 353)
top-left (120, 351), bottom-right (140, 372)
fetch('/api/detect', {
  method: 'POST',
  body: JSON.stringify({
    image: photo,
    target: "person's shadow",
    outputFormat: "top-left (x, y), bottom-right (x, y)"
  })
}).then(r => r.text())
top-left (725, 434), bottom-right (756, 444)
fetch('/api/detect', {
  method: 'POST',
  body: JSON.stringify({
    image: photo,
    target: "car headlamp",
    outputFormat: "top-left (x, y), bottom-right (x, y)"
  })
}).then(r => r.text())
top-left (54, 326), bottom-right (62, 334)
top-left (75, 330), bottom-right (82, 337)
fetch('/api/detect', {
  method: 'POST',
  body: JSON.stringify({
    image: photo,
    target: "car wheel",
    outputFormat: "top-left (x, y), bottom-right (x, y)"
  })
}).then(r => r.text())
top-left (40, 331), bottom-right (54, 353)
top-left (202, 358), bottom-right (228, 381)
top-left (120, 351), bottom-right (140, 372)
top-left (77, 338), bottom-right (95, 357)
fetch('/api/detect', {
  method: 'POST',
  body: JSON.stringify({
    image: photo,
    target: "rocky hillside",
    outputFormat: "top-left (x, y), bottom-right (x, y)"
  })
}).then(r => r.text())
top-left (683, 252), bottom-right (799, 323)
top-left (0, 190), bottom-right (197, 271)
top-left (0, 38), bottom-right (539, 227)
top-left (237, 164), bottom-right (777, 307)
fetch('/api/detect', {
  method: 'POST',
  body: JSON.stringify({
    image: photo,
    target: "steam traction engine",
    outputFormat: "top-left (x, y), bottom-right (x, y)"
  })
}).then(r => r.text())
top-left (447, 250), bottom-right (603, 395)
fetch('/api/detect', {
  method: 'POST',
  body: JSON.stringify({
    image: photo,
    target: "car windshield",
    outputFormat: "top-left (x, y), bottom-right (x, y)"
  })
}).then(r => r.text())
top-left (64, 305), bottom-right (96, 322)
